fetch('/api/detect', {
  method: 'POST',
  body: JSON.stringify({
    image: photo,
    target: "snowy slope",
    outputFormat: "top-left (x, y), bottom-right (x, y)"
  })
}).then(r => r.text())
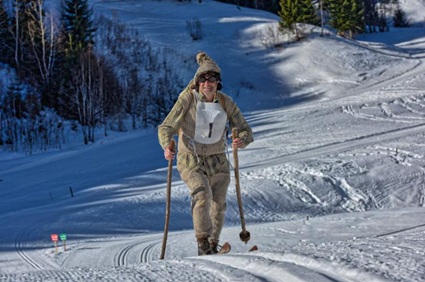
top-left (1, 0), bottom-right (425, 281)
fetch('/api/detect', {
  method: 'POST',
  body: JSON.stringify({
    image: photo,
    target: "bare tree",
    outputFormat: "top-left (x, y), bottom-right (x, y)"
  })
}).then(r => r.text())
top-left (26, 0), bottom-right (58, 85)
top-left (71, 45), bottom-right (112, 144)
top-left (73, 48), bottom-right (95, 144)
top-left (12, 1), bottom-right (20, 72)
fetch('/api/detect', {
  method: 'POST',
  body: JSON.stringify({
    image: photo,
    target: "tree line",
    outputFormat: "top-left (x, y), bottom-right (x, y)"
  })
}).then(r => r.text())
top-left (0, 0), bottom-right (183, 153)
top-left (218, 0), bottom-right (409, 39)
top-left (0, 0), bottom-right (411, 154)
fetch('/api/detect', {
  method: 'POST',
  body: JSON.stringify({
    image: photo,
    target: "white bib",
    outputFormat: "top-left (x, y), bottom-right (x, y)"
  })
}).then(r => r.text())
top-left (193, 98), bottom-right (227, 144)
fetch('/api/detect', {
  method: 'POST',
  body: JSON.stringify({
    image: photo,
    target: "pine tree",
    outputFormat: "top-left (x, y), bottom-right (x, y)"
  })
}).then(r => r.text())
top-left (279, 0), bottom-right (319, 41)
top-left (353, 0), bottom-right (365, 34)
top-left (61, 0), bottom-right (95, 61)
top-left (279, 0), bottom-right (300, 33)
top-left (300, 0), bottom-right (320, 26)
top-left (328, 0), bottom-right (364, 38)
top-left (393, 3), bottom-right (409, 27)
top-left (58, 0), bottom-right (96, 119)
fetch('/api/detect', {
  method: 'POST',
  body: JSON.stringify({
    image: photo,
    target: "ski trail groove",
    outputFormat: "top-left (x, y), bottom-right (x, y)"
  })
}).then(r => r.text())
top-left (246, 122), bottom-right (425, 171)
top-left (375, 223), bottom-right (425, 238)
top-left (140, 242), bottom-right (157, 263)
top-left (116, 244), bottom-right (134, 266)
top-left (248, 252), bottom-right (385, 282)
top-left (182, 257), bottom-right (266, 282)
top-left (15, 227), bottom-right (44, 270)
top-left (191, 253), bottom-right (358, 282)
top-left (116, 239), bottom-right (160, 266)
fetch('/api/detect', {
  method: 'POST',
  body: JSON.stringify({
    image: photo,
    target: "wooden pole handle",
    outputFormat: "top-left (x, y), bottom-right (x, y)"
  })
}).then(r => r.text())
top-left (160, 139), bottom-right (175, 260)
top-left (231, 129), bottom-right (250, 243)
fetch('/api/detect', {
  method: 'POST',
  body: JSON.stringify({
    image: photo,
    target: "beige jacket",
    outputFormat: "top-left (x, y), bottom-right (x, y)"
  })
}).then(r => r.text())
top-left (158, 88), bottom-right (253, 157)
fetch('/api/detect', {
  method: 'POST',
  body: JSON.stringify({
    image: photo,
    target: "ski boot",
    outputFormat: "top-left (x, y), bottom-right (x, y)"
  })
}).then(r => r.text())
top-left (197, 236), bottom-right (212, 256)
top-left (209, 240), bottom-right (219, 254)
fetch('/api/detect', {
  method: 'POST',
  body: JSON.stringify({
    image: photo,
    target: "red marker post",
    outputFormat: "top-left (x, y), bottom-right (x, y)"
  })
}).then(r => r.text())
top-left (51, 234), bottom-right (59, 254)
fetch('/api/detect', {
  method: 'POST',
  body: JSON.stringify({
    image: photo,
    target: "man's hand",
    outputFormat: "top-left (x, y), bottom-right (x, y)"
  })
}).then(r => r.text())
top-left (164, 146), bottom-right (175, 161)
top-left (232, 138), bottom-right (244, 149)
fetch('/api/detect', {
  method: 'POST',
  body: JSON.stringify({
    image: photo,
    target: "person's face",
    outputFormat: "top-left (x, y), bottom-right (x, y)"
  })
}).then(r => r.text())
top-left (199, 74), bottom-right (218, 97)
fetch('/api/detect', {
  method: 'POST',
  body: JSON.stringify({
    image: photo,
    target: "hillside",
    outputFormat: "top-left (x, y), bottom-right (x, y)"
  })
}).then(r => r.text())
top-left (1, 0), bottom-right (425, 281)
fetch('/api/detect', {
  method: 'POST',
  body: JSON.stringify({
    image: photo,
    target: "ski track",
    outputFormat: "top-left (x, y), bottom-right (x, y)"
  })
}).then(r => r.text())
top-left (116, 239), bottom-right (159, 265)
top-left (105, 237), bottom-right (162, 266)
top-left (115, 242), bottom-right (154, 266)
top-left (14, 228), bottom-right (45, 271)
top-left (293, 226), bottom-right (425, 282)
top-left (376, 223), bottom-right (425, 238)
top-left (178, 258), bottom-right (265, 282)
top-left (139, 242), bottom-right (157, 263)
top-left (3, 224), bottom-right (424, 282)
top-left (116, 244), bottom-right (134, 266)
top-left (188, 252), bottom-right (380, 282)
top-left (244, 122), bottom-right (425, 172)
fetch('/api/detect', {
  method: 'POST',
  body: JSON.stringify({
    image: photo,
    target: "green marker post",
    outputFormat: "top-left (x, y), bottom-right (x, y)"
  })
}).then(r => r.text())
top-left (60, 234), bottom-right (67, 251)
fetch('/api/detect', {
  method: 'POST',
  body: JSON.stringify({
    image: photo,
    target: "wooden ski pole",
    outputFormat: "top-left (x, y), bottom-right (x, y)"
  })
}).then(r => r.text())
top-left (160, 139), bottom-right (175, 260)
top-left (232, 128), bottom-right (251, 243)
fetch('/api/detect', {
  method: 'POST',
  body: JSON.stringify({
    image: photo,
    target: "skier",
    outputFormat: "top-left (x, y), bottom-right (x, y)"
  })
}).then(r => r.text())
top-left (158, 51), bottom-right (253, 255)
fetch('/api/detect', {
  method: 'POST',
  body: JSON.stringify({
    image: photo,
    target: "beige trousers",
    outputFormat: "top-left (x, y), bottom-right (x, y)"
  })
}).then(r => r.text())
top-left (179, 167), bottom-right (230, 242)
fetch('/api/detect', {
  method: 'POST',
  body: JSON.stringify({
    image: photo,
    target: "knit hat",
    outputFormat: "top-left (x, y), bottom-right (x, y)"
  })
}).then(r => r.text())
top-left (193, 51), bottom-right (222, 90)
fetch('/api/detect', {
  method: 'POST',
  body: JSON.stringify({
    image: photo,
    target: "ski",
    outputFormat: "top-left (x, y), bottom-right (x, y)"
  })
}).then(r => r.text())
top-left (218, 242), bottom-right (231, 254)
top-left (217, 242), bottom-right (258, 254)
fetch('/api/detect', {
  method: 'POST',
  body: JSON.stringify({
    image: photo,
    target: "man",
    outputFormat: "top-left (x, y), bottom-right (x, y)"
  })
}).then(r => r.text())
top-left (158, 51), bottom-right (253, 255)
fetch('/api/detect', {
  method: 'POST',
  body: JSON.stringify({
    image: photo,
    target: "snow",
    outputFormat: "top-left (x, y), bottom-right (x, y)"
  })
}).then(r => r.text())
top-left (1, 0), bottom-right (425, 281)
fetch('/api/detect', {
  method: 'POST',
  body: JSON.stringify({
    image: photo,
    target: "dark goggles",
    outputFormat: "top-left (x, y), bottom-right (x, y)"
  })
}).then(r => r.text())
top-left (199, 76), bottom-right (218, 83)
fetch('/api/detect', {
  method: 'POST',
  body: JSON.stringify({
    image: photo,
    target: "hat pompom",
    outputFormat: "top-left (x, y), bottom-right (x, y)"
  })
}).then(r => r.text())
top-left (196, 52), bottom-right (210, 65)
